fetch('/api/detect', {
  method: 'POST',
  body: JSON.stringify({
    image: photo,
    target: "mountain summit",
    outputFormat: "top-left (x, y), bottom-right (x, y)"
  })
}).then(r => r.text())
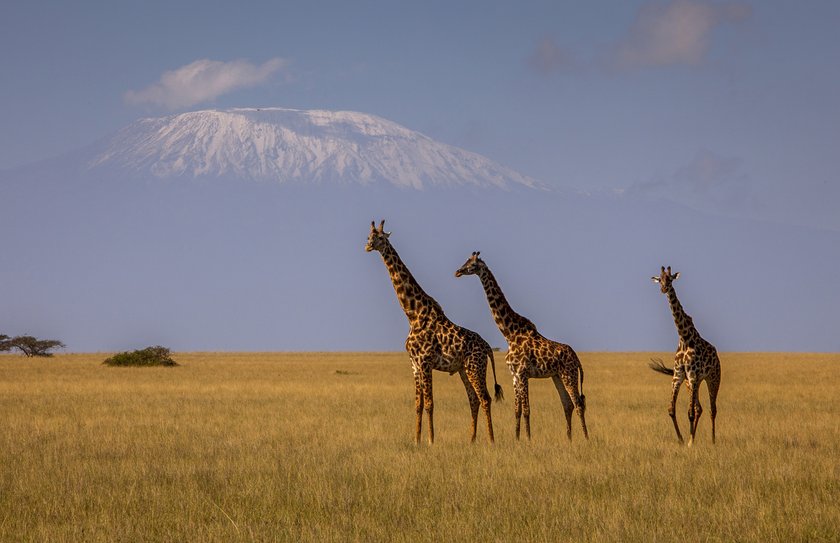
top-left (87, 107), bottom-right (539, 189)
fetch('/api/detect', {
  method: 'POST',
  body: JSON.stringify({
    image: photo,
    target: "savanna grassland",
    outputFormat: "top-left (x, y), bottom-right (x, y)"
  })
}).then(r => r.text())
top-left (1, 352), bottom-right (838, 542)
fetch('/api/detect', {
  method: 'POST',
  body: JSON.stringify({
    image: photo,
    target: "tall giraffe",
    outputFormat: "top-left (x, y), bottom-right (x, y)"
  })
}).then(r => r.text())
top-left (365, 221), bottom-right (503, 444)
top-left (650, 266), bottom-right (721, 445)
top-left (455, 252), bottom-right (588, 441)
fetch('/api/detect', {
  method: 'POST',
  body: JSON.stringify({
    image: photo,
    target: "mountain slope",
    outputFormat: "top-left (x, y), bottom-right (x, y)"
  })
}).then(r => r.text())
top-left (87, 108), bottom-right (539, 189)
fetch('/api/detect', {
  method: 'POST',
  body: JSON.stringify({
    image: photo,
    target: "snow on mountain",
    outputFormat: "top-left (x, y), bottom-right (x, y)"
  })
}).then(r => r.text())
top-left (88, 107), bottom-right (540, 189)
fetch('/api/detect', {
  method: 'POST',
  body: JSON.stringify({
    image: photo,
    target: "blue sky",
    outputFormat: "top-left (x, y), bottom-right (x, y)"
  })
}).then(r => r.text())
top-left (2, 1), bottom-right (838, 230)
top-left (1, 1), bottom-right (839, 353)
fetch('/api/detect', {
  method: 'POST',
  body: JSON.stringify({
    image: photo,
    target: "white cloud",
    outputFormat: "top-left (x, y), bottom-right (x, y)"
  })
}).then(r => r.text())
top-left (612, 1), bottom-right (751, 70)
top-left (125, 58), bottom-right (289, 109)
top-left (527, 38), bottom-right (576, 74)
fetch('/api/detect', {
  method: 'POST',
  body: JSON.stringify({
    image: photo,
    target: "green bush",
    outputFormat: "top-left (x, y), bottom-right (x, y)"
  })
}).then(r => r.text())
top-left (103, 346), bottom-right (178, 367)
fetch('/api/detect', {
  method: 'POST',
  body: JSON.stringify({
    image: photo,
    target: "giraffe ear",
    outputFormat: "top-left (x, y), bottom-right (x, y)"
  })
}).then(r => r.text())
top-left (672, 272), bottom-right (680, 280)
top-left (651, 276), bottom-right (661, 283)
top-left (384, 231), bottom-right (391, 238)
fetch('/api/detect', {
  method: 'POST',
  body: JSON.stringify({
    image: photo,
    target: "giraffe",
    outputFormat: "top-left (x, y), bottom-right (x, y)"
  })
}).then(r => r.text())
top-left (455, 251), bottom-right (588, 441)
top-left (365, 221), bottom-right (503, 445)
top-left (650, 266), bottom-right (721, 446)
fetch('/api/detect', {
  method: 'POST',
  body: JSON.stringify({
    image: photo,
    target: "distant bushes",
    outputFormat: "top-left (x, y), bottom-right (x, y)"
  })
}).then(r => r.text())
top-left (103, 346), bottom-right (178, 367)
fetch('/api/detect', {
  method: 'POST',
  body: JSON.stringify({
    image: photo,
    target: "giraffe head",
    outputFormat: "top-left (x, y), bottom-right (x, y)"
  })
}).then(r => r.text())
top-left (365, 220), bottom-right (391, 253)
top-left (651, 266), bottom-right (680, 294)
top-left (455, 251), bottom-right (487, 278)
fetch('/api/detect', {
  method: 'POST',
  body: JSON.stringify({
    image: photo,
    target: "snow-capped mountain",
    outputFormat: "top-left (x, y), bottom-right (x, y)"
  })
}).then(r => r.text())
top-left (2, 108), bottom-right (838, 354)
top-left (88, 107), bottom-right (539, 190)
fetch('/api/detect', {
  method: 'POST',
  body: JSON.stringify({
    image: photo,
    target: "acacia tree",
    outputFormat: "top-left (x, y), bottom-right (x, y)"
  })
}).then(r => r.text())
top-left (2, 335), bottom-right (65, 357)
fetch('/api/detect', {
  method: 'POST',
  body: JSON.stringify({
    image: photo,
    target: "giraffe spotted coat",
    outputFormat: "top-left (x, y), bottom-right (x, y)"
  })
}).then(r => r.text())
top-left (456, 251), bottom-right (588, 441)
top-left (366, 221), bottom-right (503, 445)
top-left (650, 266), bottom-right (721, 446)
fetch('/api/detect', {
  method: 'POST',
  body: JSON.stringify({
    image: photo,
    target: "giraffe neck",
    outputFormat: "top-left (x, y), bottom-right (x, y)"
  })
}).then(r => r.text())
top-left (377, 241), bottom-right (442, 322)
top-left (666, 286), bottom-right (698, 341)
top-left (477, 267), bottom-right (536, 340)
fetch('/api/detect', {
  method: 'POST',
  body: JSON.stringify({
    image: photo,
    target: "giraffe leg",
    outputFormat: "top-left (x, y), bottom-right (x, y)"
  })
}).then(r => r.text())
top-left (479, 385), bottom-right (494, 444)
top-left (413, 370), bottom-right (424, 445)
top-left (513, 374), bottom-right (524, 440)
top-left (687, 400), bottom-right (694, 435)
top-left (561, 373), bottom-right (588, 441)
top-left (668, 373), bottom-right (685, 444)
top-left (459, 369), bottom-right (480, 443)
top-left (421, 365), bottom-right (434, 445)
top-left (552, 375), bottom-right (574, 441)
top-left (687, 404), bottom-right (694, 435)
top-left (707, 371), bottom-right (720, 445)
top-left (466, 359), bottom-right (494, 443)
top-left (687, 381), bottom-right (703, 447)
top-left (521, 377), bottom-right (531, 440)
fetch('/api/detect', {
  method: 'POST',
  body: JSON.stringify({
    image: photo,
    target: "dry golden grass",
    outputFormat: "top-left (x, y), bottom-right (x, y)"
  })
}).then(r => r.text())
top-left (1, 352), bottom-right (838, 542)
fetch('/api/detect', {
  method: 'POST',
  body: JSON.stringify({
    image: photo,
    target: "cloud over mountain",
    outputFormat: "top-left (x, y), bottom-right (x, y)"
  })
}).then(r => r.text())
top-left (124, 58), bottom-right (289, 109)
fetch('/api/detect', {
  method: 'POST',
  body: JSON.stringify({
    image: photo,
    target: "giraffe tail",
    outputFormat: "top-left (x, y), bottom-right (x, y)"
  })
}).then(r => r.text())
top-left (648, 358), bottom-right (675, 376)
top-left (488, 350), bottom-right (504, 402)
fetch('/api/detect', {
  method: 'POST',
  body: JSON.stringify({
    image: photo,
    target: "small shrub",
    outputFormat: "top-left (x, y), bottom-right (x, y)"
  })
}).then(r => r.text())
top-left (103, 346), bottom-right (178, 367)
